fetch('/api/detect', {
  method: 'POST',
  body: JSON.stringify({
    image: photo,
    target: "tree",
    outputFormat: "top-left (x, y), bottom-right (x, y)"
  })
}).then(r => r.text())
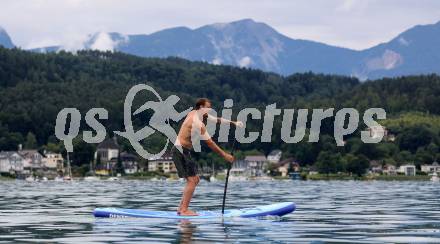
top-left (115, 151), bottom-right (125, 176)
top-left (96, 153), bottom-right (101, 166)
top-left (0, 46), bottom-right (439, 176)
top-left (44, 142), bottom-right (62, 153)
top-left (415, 148), bottom-right (434, 166)
top-left (394, 150), bottom-right (414, 165)
top-left (356, 143), bottom-right (386, 160)
top-left (315, 151), bottom-right (338, 175)
top-left (345, 153), bottom-right (369, 176)
top-left (24, 132), bottom-right (37, 149)
top-left (397, 125), bottom-right (434, 153)
top-left (71, 139), bottom-right (95, 167)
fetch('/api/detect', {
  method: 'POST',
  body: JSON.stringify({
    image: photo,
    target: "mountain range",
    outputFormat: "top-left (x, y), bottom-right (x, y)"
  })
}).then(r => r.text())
top-left (1, 19), bottom-right (440, 80)
top-left (0, 27), bottom-right (14, 49)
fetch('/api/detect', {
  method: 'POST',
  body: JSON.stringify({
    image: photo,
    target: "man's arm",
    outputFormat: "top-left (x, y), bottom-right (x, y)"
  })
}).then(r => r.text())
top-left (207, 114), bottom-right (243, 127)
top-left (200, 124), bottom-right (234, 163)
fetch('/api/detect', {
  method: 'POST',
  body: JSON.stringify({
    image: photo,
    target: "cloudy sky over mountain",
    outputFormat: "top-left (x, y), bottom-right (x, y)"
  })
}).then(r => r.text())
top-left (1, 0), bottom-right (440, 50)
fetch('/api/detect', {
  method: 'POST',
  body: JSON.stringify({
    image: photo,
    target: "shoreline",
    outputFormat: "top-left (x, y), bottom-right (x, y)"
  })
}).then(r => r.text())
top-left (2, 175), bottom-right (433, 182)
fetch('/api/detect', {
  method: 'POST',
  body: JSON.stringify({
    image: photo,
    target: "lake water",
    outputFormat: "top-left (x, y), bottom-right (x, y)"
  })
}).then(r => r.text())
top-left (0, 180), bottom-right (439, 243)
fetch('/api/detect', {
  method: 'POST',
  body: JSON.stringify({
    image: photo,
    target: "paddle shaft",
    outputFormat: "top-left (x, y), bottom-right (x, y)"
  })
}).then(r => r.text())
top-left (222, 139), bottom-right (236, 214)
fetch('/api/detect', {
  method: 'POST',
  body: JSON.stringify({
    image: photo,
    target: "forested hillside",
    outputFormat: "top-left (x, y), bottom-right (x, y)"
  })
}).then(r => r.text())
top-left (0, 47), bottom-right (439, 173)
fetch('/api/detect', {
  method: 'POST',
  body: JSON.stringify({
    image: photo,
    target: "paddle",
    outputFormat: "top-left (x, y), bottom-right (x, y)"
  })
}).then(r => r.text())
top-left (222, 138), bottom-right (237, 214)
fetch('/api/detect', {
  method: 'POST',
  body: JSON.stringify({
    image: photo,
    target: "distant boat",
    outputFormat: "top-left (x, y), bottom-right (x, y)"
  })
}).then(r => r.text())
top-left (25, 176), bottom-right (35, 182)
top-left (66, 151), bottom-right (73, 181)
top-left (256, 176), bottom-right (273, 181)
top-left (229, 175), bottom-right (249, 181)
top-left (84, 176), bottom-right (101, 181)
top-left (54, 176), bottom-right (64, 182)
top-left (431, 172), bottom-right (439, 182)
top-left (107, 177), bottom-right (120, 181)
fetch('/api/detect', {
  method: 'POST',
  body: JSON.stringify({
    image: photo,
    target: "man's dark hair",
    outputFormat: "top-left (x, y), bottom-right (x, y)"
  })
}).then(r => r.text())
top-left (195, 98), bottom-right (210, 110)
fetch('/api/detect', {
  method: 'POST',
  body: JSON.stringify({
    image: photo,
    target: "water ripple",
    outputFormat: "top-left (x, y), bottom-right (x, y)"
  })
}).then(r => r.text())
top-left (0, 180), bottom-right (439, 243)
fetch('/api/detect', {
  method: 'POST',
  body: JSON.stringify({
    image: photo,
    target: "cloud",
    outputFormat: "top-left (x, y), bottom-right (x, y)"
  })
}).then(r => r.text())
top-left (398, 37), bottom-right (410, 46)
top-left (212, 57), bottom-right (222, 65)
top-left (24, 37), bottom-right (59, 50)
top-left (238, 56), bottom-right (252, 67)
top-left (366, 49), bottom-right (403, 71)
top-left (59, 32), bottom-right (89, 51)
top-left (1, 0), bottom-right (440, 50)
top-left (90, 32), bottom-right (117, 51)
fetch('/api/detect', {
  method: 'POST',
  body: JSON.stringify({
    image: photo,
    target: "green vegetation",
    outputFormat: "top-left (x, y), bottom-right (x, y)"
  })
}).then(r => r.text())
top-left (0, 47), bottom-right (439, 176)
top-left (370, 174), bottom-right (431, 181)
top-left (0, 175), bottom-right (15, 181)
top-left (306, 173), bottom-right (360, 180)
top-left (383, 112), bottom-right (440, 132)
top-left (304, 173), bottom-right (431, 181)
top-left (123, 171), bottom-right (170, 180)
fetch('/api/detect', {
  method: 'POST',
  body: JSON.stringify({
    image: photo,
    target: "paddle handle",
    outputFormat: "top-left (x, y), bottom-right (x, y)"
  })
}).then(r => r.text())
top-left (222, 139), bottom-right (236, 214)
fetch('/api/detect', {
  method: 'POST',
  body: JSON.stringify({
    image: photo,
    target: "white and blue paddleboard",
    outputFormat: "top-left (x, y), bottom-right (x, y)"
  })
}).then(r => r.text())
top-left (93, 202), bottom-right (295, 219)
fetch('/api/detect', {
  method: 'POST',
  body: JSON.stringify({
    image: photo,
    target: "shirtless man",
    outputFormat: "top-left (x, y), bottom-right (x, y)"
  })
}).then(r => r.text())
top-left (172, 98), bottom-right (241, 216)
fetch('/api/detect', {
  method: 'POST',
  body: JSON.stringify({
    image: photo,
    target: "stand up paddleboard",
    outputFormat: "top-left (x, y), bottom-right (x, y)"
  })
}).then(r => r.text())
top-left (93, 202), bottom-right (295, 219)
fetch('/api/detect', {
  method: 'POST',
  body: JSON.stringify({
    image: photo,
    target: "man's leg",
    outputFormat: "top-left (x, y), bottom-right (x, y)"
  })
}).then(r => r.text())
top-left (179, 175), bottom-right (200, 216)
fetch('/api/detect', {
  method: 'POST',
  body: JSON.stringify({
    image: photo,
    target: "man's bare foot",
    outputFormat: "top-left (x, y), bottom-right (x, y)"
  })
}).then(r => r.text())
top-left (178, 209), bottom-right (198, 216)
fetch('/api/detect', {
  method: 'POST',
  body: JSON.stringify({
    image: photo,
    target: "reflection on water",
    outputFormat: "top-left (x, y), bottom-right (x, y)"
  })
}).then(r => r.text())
top-left (1, 180), bottom-right (440, 243)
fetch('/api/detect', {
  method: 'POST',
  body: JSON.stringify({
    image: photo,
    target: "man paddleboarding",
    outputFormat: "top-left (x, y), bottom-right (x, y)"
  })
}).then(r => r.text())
top-left (172, 98), bottom-right (242, 216)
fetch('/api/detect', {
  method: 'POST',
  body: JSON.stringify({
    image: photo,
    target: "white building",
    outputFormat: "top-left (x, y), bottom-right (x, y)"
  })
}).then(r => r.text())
top-left (42, 151), bottom-right (64, 171)
top-left (95, 137), bottom-right (120, 163)
top-left (116, 152), bottom-right (139, 174)
top-left (367, 125), bottom-right (395, 141)
top-left (230, 160), bottom-right (248, 177)
top-left (0, 151), bottom-right (24, 174)
top-left (383, 164), bottom-right (397, 175)
top-left (148, 152), bottom-right (176, 173)
top-left (421, 162), bottom-right (440, 173)
top-left (277, 158), bottom-right (300, 177)
top-left (19, 149), bottom-right (44, 173)
top-left (397, 164), bottom-right (416, 176)
top-left (244, 155), bottom-right (268, 177)
top-left (267, 150), bottom-right (282, 163)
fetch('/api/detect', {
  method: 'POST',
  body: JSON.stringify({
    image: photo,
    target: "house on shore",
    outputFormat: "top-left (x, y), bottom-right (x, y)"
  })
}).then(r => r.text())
top-left (0, 151), bottom-right (24, 175)
top-left (95, 137), bottom-right (120, 174)
top-left (277, 158), bottom-right (300, 177)
top-left (421, 162), bottom-right (440, 173)
top-left (19, 149), bottom-right (44, 175)
top-left (382, 164), bottom-right (397, 175)
top-left (148, 152), bottom-right (176, 174)
top-left (397, 164), bottom-right (416, 176)
top-left (42, 151), bottom-right (64, 172)
top-left (230, 160), bottom-right (248, 178)
top-left (244, 155), bottom-right (268, 177)
top-left (367, 125), bottom-right (395, 142)
top-left (369, 160), bottom-right (383, 174)
top-left (109, 152), bottom-right (139, 174)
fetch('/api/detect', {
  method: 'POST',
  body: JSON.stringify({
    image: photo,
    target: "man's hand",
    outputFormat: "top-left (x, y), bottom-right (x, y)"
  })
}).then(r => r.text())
top-left (234, 121), bottom-right (244, 128)
top-left (223, 153), bottom-right (235, 163)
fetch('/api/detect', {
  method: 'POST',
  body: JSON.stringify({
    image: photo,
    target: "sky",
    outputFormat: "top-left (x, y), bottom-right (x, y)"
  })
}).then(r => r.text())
top-left (0, 0), bottom-right (440, 50)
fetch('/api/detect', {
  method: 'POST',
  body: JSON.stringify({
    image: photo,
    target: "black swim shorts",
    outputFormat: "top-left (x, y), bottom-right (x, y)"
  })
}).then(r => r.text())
top-left (171, 146), bottom-right (198, 178)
